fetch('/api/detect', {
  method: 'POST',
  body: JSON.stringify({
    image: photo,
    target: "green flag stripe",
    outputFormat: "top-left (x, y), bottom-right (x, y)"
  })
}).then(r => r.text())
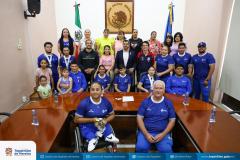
top-left (75, 3), bottom-right (81, 29)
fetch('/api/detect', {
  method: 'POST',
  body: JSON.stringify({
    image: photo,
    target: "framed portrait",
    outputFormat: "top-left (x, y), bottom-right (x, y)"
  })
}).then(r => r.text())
top-left (105, 0), bottom-right (134, 34)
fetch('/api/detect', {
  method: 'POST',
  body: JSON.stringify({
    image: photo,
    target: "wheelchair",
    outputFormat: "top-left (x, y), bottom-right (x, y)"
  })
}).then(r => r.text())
top-left (68, 110), bottom-right (117, 152)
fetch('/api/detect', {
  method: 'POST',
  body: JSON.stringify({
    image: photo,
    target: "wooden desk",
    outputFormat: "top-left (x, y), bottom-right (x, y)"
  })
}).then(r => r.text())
top-left (21, 92), bottom-right (148, 112)
top-left (21, 92), bottom-right (89, 111)
top-left (0, 108), bottom-right (68, 152)
top-left (176, 109), bottom-right (240, 152)
top-left (2, 92), bottom-right (240, 152)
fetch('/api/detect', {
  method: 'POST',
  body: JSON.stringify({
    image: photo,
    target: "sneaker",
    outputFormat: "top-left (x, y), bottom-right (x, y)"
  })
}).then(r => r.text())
top-left (88, 138), bottom-right (98, 152)
top-left (105, 134), bottom-right (119, 143)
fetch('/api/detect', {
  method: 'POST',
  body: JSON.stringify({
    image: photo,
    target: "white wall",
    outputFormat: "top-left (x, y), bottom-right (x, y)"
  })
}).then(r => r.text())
top-left (0, 0), bottom-right (57, 113)
top-left (183, 0), bottom-right (234, 102)
top-left (219, 0), bottom-right (239, 100)
top-left (54, 0), bottom-right (234, 103)
top-left (54, 0), bottom-right (186, 41)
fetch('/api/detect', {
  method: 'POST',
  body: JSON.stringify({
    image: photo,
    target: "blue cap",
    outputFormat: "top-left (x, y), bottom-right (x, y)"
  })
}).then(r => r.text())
top-left (198, 42), bottom-right (206, 47)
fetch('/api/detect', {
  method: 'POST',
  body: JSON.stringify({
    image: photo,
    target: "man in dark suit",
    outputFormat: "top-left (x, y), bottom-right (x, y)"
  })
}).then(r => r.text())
top-left (114, 40), bottom-right (136, 90)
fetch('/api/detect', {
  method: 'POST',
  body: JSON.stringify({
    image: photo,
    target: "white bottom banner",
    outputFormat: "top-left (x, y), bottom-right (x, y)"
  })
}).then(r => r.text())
top-left (0, 141), bottom-right (36, 160)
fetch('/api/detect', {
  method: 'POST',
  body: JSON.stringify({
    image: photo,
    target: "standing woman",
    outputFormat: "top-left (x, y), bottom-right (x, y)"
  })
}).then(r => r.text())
top-left (79, 29), bottom-right (95, 51)
top-left (58, 28), bottom-right (76, 56)
top-left (114, 30), bottom-right (126, 54)
top-left (170, 32), bottom-right (183, 56)
top-left (154, 45), bottom-right (175, 84)
top-left (99, 45), bottom-right (115, 82)
top-left (163, 35), bottom-right (173, 48)
top-left (148, 31), bottom-right (162, 57)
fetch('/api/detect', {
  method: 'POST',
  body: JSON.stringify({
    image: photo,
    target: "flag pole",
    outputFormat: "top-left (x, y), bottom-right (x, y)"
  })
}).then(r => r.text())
top-left (74, 1), bottom-right (82, 60)
top-left (164, 2), bottom-right (174, 41)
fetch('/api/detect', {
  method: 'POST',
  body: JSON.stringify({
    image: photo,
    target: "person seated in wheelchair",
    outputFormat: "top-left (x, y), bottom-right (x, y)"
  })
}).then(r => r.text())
top-left (136, 80), bottom-right (176, 153)
top-left (74, 82), bottom-right (119, 152)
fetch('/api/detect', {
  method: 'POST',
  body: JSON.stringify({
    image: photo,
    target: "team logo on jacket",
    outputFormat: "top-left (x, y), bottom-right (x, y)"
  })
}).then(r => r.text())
top-left (88, 109), bottom-right (94, 113)
top-left (102, 109), bottom-right (108, 113)
top-left (160, 109), bottom-right (167, 112)
top-left (146, 107), bottom-right (151, 111)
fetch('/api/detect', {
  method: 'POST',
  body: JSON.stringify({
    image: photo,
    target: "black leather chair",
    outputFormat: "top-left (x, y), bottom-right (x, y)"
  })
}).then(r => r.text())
top-left (0, 112), bottom-right (11, 124)
top-left (228, 111), bottom-right (240, 114)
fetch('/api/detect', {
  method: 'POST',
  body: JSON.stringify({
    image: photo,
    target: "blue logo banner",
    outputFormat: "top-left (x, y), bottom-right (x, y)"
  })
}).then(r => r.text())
top-left (37, 153), bottom-right (240, 160)
top-left (129, 153), bottom-right (165, 160)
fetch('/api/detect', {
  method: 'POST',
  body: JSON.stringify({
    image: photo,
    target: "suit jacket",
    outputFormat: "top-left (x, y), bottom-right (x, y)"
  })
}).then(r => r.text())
top-left (115, 49), bottom-right (136, 69)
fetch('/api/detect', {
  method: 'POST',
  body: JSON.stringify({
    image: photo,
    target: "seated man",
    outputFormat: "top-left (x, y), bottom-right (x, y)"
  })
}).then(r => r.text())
top-left (166, 64), bottom-right (192, 96)
top-left (136, 80), bottom-right (176, 153)
top-left (69, 62), bottom-right (87, 93)
top-left (74, 82), bottom-right (119, 152)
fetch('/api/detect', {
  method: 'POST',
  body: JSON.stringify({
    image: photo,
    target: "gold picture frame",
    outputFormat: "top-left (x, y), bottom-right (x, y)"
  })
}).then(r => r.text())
top-left (105, 0), bottom-right (134, 34)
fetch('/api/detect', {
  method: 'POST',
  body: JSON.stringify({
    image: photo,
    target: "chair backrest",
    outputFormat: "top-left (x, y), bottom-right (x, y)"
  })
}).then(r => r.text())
top-left (0, 112), bottom-right (11, 117)
top-left (0, 112), bottom-right (11, 124)
top-left (228, 111), bottom-right (240, 115)
top-left (29, 90), bottom-right (40, 101)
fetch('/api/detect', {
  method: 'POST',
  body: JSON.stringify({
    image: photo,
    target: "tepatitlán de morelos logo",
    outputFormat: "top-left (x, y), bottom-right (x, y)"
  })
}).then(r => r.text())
top-left (5, 147), bottom-right (13, 156)
top-left (0, 141), bottom-right (36, 160)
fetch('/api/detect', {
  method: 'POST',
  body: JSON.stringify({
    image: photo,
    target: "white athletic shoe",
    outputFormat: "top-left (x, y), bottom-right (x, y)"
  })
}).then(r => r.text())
top-left (105, 134), bottom-right (119, 143)
top-left (88, 138), bottom-right (98, 152)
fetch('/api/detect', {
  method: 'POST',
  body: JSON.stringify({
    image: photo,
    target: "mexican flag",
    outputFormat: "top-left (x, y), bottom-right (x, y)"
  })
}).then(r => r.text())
top-left (75, 2), bottom-right (81, 29)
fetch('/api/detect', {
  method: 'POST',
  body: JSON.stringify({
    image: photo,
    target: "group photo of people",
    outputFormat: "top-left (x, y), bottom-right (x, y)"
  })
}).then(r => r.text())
top-left (35, 27), bottom-right (215, 152)
top-left (36, 28), bottom-right (215, 102)
top-left (2, 0), bottom-right (240, 158)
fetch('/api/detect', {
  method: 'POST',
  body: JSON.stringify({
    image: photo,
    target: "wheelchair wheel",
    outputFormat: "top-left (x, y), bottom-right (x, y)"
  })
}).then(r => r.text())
top-left (74, 126), bottom-right (84, 152)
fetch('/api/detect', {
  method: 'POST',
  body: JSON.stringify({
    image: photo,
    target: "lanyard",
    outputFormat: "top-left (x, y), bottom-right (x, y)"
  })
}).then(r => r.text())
top-left (45, 53), bottom-right (52, 67)
top-left (64, 55), bottom-right (71, 69)
top-left (148, 74), bottom-right (154, 90)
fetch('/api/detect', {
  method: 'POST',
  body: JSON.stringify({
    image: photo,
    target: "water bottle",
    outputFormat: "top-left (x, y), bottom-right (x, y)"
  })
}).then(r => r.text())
top-left (54, 90), bottom-right (58, 103)
top-left (32, 109), bottom-right (39, 126)
top-left (209, 106), bottom-right (216, 123)
top-left (183, 93), bottom-right (189, 106)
